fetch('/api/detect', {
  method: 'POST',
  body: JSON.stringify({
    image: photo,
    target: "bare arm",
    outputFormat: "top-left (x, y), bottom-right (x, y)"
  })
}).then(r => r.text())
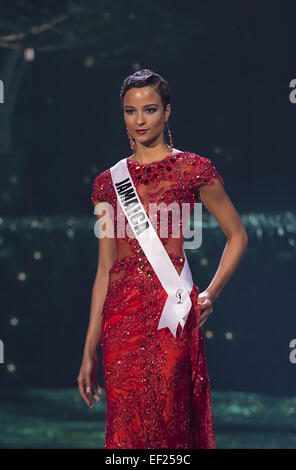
top-left (83, 207), bottom-right (117, 359)
top-left (196, 178), bottom-right (248, 324)
top-left (77, 202), bottom-right (116, 408)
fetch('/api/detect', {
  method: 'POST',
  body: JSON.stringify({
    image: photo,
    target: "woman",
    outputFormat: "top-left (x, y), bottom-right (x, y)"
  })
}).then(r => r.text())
top-left (77, 69), bottom-right (248, 449)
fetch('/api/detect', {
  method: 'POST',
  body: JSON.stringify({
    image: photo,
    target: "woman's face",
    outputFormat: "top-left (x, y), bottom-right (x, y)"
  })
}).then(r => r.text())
top-left (123, 86), bottom-right (171, 148)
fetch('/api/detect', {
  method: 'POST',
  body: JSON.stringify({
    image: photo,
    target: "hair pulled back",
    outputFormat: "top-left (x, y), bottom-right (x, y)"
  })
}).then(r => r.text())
top-left (120, 68), bottom-right (170, 113)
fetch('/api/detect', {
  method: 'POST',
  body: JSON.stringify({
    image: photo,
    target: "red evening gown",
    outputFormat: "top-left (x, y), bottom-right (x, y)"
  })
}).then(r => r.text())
top-left (91, 151), bottom-right (224, 449)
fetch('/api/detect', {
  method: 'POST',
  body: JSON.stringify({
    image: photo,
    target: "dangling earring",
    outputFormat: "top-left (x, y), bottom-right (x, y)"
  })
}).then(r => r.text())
top-left (166, 121), bottom-right (174, 153)
top-left (126, 126), bottom-right (136, 152)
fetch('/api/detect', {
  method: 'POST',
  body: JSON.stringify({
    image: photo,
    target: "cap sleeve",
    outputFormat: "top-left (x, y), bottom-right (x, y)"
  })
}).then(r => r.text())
top-left (188, 154), bottom-right (224, 189)
top-left (91, 170), bottom-right (111, 206)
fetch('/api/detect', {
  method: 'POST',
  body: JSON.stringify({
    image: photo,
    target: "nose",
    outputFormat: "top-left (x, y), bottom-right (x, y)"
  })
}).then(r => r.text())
top-left (135, 112), bottom-right (146, 125)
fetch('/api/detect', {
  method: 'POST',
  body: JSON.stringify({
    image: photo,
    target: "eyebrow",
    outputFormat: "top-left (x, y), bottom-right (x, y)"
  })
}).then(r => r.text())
top-left (124, 104), bottom-right (159, 109)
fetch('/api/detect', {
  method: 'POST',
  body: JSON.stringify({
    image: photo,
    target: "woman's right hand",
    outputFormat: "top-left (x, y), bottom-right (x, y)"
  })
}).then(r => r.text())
top-left (77, 354), bottom-right (103, 409)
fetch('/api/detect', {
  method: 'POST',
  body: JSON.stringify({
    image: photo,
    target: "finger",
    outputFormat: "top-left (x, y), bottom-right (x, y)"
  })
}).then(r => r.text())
top-left (90, 386), bottom-right (101, 403)
top-left (199, 310), bottom-right (210, 320)
top-left (197, 300), bottom-right (208, 312)
top-left (86, 383), bottom-right (97, 407)
top-left (202, 303), bottom-right (213, 315)
top-left (78, 381), bottom-right (94, 408)
top-left (93, 380), bottom-right (103, 395)
top-left (199, 314), bottom-right (205, 323)
top-left (88, 382), bottom-right (103, 403)
top-left (96, 384), bottom-right (103, 395)
top-left (199, 311), bottom-right (211, 325)
top-left (202, 299), bottom-right (212, 309)
top-left (91, 381), bottom-right (102, 401)
top-left (78, 378), bottom-right (92, 406)
top-left (199, 318), bottom-right (207, 327)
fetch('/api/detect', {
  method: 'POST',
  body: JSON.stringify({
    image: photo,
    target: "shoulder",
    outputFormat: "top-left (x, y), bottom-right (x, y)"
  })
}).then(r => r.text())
top-left (93, 167), bottom-right (111, 184)
top-left (182, 152), bottom-right (225, 187)
top-left (91, 155), bottom-right (128, 197)
top-left (179, 151), bottom-right (215, 171)
top-left (91, 168), bottom-right (112, 205)
top-left (92, 167), bottom-right (112, 191)
top-left (184, 151), bottom-right (213, 166)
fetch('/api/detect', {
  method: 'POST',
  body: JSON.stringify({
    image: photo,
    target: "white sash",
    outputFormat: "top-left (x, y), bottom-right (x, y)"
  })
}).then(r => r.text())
top-left (110, 157), bottom-right (194, 338)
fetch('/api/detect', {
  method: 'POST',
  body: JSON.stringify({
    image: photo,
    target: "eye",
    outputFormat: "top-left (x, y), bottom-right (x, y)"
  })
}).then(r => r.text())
top-left (125, 108), bottom-right (157, 115)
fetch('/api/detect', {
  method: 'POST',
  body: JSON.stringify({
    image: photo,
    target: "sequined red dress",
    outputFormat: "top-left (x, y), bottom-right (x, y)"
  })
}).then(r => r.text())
top-left (91, 151), bottom-right (224, 449)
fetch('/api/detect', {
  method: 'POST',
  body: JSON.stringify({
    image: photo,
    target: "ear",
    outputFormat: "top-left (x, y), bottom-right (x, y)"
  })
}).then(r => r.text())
top-left (165, 103), bottom-right (171, 119)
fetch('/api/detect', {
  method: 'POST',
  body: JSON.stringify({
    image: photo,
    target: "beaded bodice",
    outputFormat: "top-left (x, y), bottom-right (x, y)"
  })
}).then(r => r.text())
top-left (91, 150), bottom-right (224, 284)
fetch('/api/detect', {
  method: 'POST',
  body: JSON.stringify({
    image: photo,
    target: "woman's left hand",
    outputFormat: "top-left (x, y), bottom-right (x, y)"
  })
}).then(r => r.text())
top-left (197, 291), bottom-right (214, 327)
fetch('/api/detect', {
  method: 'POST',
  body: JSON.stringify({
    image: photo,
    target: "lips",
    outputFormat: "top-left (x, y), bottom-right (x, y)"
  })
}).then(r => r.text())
top-left (135, 129), bottom-right (148, 134)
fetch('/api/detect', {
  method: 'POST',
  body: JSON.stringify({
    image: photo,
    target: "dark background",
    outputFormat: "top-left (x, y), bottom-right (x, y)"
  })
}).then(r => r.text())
top-left (0, 0), bottom-right (295, 397)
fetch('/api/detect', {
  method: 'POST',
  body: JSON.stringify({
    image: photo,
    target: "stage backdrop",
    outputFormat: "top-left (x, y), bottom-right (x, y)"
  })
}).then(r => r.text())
top-left (0, 0), bottom-right (295, 399)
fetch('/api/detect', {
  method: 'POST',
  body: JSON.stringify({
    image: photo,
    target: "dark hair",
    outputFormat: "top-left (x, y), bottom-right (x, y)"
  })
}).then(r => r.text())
top-left (120, 68), bottom-right (170, 113)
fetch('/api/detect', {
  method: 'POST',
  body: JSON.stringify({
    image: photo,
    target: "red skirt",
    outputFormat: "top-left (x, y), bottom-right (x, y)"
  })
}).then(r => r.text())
top-left (100, 263), bottom-right (216, 449)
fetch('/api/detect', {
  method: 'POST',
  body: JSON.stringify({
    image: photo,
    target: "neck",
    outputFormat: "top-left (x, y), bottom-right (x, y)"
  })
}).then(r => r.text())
top-left (131, 145), bottom-right (175, 164)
